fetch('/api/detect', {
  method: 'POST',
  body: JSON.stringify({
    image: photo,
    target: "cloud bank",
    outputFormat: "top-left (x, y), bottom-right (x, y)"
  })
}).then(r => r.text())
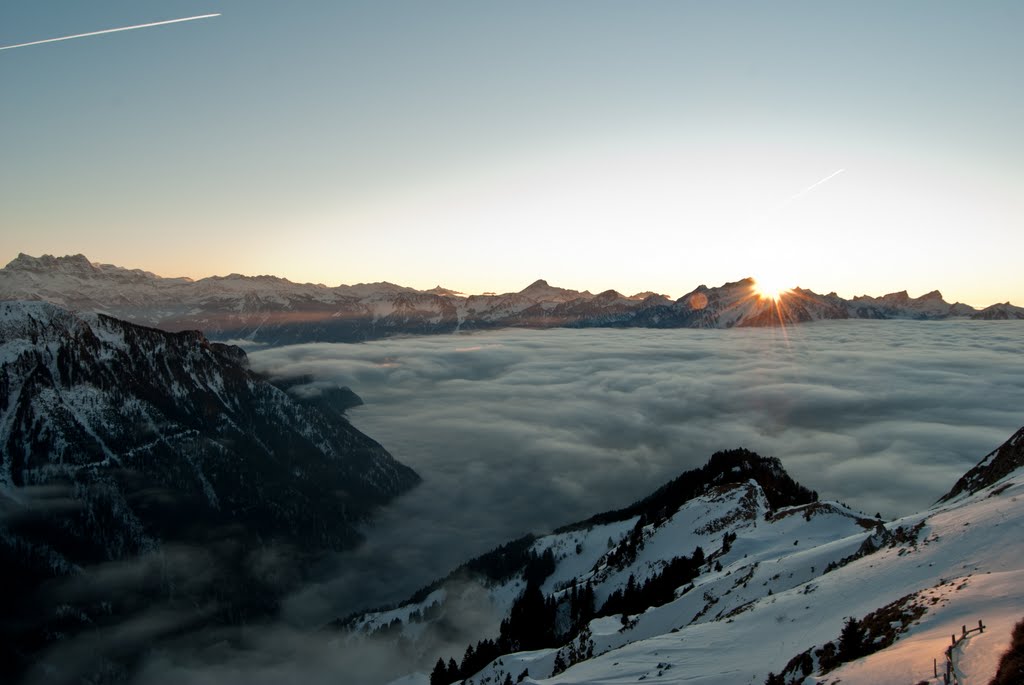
top-left (20, 321), bottom-right (1022, 685)
top-left (247, 320), bottom-right (1024, 623)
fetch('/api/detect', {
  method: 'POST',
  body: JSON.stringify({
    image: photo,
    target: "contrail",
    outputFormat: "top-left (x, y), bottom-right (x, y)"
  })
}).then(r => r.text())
top-left (789, 168), bottom-right (845, 201)
top-left (742, 167), bottom-right (847, 232)
top-left (0, 13), bottom-right (220, 52)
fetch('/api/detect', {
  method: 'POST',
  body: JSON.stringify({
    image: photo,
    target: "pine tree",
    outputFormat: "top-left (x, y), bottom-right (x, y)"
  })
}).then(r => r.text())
top-left (838, 616), bottom-right (867, 661)
top-left (430, 658), bottom-right (447, 685)
top-left (461, 643), bottom-right (476, 673)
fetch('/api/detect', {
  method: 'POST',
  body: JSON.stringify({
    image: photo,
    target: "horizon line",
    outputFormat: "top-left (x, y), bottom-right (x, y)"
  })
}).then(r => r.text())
top-left (1, 251), bottom-right (1014, 309)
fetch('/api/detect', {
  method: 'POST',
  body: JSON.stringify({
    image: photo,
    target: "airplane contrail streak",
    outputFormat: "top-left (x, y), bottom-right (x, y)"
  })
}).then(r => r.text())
top-left (0, 13), bottom-right (221, 51)
top-left (789, 168), bottom-right (845, 201)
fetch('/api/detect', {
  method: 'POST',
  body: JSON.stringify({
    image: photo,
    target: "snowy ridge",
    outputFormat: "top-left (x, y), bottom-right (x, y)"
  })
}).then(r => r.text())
top-left (0, 300), bottom-right (419, 562)
top-left (339, 435), bottom-right (1024, 685)
top-left (2, 254), bottom-right (1019, 345)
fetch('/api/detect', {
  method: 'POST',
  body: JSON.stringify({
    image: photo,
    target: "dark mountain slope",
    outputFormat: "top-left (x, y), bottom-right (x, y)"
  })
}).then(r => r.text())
top-left (0, 301), bottom-right (420, 681)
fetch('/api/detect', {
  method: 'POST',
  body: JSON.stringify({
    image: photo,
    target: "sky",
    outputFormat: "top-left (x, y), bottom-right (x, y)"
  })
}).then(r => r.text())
top-left (1, 1), bottom-right (1022, 306)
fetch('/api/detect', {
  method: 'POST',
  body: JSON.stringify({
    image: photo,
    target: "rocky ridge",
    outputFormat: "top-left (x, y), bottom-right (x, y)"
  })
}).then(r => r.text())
top-left (2, 254), bottom-right (1020, 346)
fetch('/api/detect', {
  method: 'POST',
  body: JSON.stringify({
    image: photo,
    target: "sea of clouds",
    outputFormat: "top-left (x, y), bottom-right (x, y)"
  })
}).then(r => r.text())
top-left (246, 320), bottom-right (1024, 625)
top-left (23, 321), bottom-right (1022, 685)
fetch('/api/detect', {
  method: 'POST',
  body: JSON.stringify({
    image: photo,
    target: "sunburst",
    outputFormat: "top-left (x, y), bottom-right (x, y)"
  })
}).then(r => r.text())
top-left (753, 277), bottom-right (791, 301)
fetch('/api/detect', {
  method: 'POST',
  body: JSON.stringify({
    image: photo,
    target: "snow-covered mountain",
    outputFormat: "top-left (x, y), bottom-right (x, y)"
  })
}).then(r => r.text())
top-left (0, 301), bottom-right (419, 680)
top-left (1, 254), bottom-right (1016, 345)
top-left (849, 289), bottom-right (978, 319)
top-left (341, 429), bottom-right (1024, 685)
top-left (971, 302), bottom-right (1024, 320)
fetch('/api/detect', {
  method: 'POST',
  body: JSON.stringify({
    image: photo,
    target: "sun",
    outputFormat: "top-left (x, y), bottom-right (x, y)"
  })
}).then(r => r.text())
top-left (753, 276), bottom-right (791, 301)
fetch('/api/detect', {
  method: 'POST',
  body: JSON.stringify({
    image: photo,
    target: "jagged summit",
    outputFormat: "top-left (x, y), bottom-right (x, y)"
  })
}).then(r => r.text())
top-left (736, 276), bottom-right (756, 285)
top-left (592, 289), bottom-right (626, 302)
top-left (424, 285), bottom-right (463, 297)
top-left (628, 291), bottom-right (668, 301)
top-left (6, 252), bottom-right (174, 281)
top-left (879, 290), bottom-right (911, 303)
top-left (6, 252), bottom-right (94, 270)
top-left (558, 447), bottom-right (817, 534)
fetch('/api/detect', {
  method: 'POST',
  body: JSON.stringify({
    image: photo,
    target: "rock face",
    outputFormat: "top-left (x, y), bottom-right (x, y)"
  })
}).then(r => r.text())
top-left (0, 300), bottom-right (419, 556)
top-left (2, 253), bottom-right (1017, 345)
top-left (0, 301), bottom-right (420, 680)
top-left (938, 425), bottom-right (1024, 502)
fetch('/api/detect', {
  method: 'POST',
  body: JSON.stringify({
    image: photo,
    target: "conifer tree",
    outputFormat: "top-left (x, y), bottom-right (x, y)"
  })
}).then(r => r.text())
top-left (838, 616), bottom-right (867, 661)
top-left (430, 658), bottom-right (447, 685)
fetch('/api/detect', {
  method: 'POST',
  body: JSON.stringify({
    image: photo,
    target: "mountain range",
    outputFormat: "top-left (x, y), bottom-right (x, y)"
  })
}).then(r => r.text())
top-left (341, 427), bottom-right (1024, 685)
top-left (2, 253), bottom-right (1022, 346)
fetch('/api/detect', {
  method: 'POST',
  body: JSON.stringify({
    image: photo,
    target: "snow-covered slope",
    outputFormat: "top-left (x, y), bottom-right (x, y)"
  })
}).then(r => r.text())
top-left (3, 253), bottom-right (1018, 345)
top-left (527, 475), bottom-right (1024, 685)
top-left (340, 433), bottom-right (1024, 685)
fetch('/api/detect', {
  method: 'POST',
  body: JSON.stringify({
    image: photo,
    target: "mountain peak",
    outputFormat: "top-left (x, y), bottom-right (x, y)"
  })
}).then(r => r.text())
top-left (516, 278), bottom-right (585, 302)
top-left (6, 252), bottom-right (95, 272)
top-left (522, 278), bottom-right (551, 291)
top-left (722, 277), bottom-right (756, 289)
top-left (883, 290), bottom-right (911, 303)
top-left (424, 285), bottom-right (463, 297)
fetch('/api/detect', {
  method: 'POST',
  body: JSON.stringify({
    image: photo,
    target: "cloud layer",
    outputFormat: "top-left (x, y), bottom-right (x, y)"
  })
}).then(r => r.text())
top-left (247, 320), bottom-right (1024, 622)
top-left (21, 321), bottom-right (1021, 684)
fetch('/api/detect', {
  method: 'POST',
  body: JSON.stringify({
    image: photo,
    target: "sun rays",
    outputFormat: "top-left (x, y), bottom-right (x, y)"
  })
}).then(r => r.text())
top-left (753, 277), bottom-right (792, 302)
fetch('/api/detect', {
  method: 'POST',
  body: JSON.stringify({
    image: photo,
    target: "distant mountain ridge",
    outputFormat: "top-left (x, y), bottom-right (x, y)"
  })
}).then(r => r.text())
top-left (1, 253), bottom-right (1022, 346)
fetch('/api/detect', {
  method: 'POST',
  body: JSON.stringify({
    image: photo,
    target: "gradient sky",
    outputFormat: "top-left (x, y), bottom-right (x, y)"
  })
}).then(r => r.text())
top-left (1, 1), bottom-right (1021, 306)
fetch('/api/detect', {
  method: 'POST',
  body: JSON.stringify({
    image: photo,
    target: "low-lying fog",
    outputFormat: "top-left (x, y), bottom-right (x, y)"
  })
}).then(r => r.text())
top-left (248, 320), bottom-right (1024, 625)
